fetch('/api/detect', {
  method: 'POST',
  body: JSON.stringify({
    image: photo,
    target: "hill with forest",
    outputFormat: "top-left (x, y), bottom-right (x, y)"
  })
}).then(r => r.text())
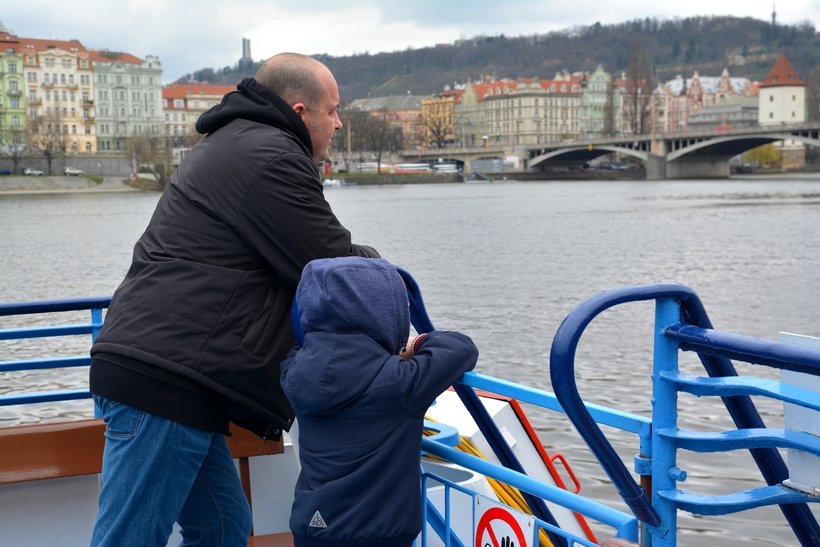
top-left (178, 16), bottom-right (819, 104)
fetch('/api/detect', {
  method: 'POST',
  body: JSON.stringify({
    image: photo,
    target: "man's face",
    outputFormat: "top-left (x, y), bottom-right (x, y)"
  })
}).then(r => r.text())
top-left (301, 67), bottom-right (342, 161)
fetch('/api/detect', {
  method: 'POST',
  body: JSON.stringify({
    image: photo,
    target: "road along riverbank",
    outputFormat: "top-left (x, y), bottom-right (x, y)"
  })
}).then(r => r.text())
top-left (0, 176), bottom-right (141, 194)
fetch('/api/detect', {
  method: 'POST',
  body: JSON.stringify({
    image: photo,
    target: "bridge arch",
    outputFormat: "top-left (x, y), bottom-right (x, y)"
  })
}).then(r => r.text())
top-left (529, 145), bottom-right (648, 169)
top-left (667, 133), bottom-right (820, 161)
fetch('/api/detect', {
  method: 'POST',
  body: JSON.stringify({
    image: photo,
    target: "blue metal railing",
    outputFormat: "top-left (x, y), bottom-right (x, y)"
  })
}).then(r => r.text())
top-left (550, 283), bottom-right (820, 547)
top-left (0, 297), bottom-right (109, 406)
top-left (12, 281), bottom-right (817, 545)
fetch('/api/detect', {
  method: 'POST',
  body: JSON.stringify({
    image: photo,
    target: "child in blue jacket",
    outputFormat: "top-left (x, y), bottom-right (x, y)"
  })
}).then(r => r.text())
top-left (280, 256), bottom-right (478, 547)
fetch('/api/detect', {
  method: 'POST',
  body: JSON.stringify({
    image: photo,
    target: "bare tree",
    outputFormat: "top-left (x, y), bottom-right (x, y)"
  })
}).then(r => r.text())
top-left (340, 109), bottom-right (402, 173)
top-left (603, 79), bottom-right (617, 137)
top-left (127, 130), bottom-right (173, 189)
top-left (807, 67), bottom-right (820, 123)
top-left (419, 99), bottom-right (455, 148)
top-left (28, 112), bottom-right (66, 175)
top-left (623, 41), bottom-right (654, 135)
top-left (806, 68), bottom-right (820, 165)
top-left (0, 126), bottom-right (27, 174)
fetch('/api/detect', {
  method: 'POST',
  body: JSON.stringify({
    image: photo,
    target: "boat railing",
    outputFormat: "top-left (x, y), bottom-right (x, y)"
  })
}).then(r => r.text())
top-left (400, 268), bottom-right (640, 546)
top-left (549, 283), bottom-right (820, 547)
top-left (6, 281), bottom-right (817, 545)
top-left (0, 297), bottom-right (109, 407)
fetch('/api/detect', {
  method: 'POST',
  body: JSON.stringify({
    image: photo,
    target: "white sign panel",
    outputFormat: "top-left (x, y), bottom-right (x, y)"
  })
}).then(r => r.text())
top-left (473, 496), bottom-right (535, 547)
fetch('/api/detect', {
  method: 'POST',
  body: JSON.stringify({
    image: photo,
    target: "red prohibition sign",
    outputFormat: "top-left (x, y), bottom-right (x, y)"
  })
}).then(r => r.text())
top-left (475, 506), bottom-right (529, 547)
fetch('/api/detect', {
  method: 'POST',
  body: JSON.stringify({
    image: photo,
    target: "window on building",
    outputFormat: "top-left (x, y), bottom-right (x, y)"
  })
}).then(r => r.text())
top-left (9, 80), bottom-right (17, 92)
top-left (116, 75), bottom-right (122, 84)
top-left (12, 116), bottom-right (20, 127)
top-left (60, 73), bottom-right (66, 84)
top-left (769, 96), bottom-right (774, 102)
top-left (86, 142), bottom-right (92, 152)
top-left (8, 62), bottom-right (16, 73)
top-left (27, 55), bottom-right (35, 65)
top-left (11, 98), bottom-right (19, 108)
top-left (69, 74), bottom-right (74, 84)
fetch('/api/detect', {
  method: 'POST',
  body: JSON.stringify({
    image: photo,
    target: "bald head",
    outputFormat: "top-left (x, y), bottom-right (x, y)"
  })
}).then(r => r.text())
top-left (255, 53), bottom-right (329, 108)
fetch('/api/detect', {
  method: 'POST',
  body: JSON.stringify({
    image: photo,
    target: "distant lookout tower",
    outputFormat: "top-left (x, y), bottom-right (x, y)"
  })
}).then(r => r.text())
top-left (242, 38), bottom-right (251, 61)
top-left (771, 3), bottom-right (777, 26)
top-left (239, 38), bottom-right (252, 68)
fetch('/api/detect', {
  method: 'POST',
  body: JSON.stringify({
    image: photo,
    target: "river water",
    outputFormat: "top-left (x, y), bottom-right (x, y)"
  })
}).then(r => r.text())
top-left (1, 175), bottom-right (819, 545)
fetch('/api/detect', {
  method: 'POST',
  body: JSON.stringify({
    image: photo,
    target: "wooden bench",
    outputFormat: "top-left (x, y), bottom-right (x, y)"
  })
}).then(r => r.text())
top-left (0, 418), bottom-right (294, 546)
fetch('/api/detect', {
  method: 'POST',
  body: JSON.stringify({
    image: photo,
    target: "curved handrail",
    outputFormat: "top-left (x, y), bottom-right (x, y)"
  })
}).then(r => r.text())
top-left (549, 283), bottom-right (820, 544)
top-left (549, 284), bottom-right (699, 526)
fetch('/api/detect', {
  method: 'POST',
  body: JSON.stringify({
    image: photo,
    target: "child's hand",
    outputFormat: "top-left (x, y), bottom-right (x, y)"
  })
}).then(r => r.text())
top-left (399, 335), bottom-right (414, 360)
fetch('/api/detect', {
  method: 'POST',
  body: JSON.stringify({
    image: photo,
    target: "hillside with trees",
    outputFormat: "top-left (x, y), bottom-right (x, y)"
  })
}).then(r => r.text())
top-left (184, 15), bottom-right (818, 105)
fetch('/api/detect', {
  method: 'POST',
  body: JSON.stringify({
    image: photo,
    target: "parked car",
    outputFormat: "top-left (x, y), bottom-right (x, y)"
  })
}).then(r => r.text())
top-left (24, 168), bottom-right (44, 176)
top-left (64, 166), bottom-right (84, 176)
top-left (0, 168), bottom-right (11, 175)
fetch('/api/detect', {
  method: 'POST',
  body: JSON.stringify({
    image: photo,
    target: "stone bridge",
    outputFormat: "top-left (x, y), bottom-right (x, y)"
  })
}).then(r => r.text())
top-left (401, 122), bottom-right (820, 179)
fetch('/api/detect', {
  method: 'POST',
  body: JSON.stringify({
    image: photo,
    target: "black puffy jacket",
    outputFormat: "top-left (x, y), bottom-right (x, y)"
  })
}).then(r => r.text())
top-left (90, 78), bottom-right (378, 438)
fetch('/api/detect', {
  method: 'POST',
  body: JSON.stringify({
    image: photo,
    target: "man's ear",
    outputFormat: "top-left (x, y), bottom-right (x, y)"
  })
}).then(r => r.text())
top-left (292, 102), bottom-right (307, 116)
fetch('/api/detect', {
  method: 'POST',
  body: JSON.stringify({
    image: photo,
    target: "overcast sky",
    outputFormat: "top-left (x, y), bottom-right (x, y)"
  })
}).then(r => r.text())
top-left (4, 1), bottom-right (817, 84)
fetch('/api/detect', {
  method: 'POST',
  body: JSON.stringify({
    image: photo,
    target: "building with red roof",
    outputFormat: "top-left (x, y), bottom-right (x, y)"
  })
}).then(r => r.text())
top-left (758, 53), bottom-right (806, 169)
top-left (162, 82), bottom-right (236, 145)
top-left (1, 31), bottom-right (97, 156)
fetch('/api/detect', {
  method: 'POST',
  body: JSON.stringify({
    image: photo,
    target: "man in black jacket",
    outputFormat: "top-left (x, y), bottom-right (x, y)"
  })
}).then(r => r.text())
top-left (88, 53), bottom-right (378, 546)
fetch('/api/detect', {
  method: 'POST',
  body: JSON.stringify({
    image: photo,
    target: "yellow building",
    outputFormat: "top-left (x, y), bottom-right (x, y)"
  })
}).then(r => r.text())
top-left (1, 32), bottom-right (96, 154)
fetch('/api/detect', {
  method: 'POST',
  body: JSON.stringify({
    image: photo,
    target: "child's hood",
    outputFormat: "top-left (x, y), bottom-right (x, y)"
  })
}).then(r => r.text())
top-left (296, 257), bottom-right (410, 353)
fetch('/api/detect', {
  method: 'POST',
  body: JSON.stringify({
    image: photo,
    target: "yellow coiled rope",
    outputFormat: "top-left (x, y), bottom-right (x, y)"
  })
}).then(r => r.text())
top-left (424, 420), bottom-right (553, 547)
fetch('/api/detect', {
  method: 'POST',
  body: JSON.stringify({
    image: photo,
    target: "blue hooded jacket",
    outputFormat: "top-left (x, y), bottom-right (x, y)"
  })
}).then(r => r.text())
top-left (280, 257), bottom-right (478, 547)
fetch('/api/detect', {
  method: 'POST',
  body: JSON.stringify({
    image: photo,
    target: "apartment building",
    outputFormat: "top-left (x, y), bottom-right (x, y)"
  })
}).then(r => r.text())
top-left (453, 72), bottom-right (584, 149)
top-left (162, 82), bottom-right (235, 146)
top-left (0, 32), bottom-right (97, 154)
top-left (580, 66), bottom-right (619, 137)
top-left (0, 47), bottom-right (25, 147)
top-left (91, 50), bottom-right (163, 152)
top-left (653, 68), bottom-right (754, 133)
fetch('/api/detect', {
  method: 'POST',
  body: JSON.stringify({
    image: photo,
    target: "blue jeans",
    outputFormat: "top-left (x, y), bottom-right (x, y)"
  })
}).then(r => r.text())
top-left (90, 396), bottom-right (252, 546)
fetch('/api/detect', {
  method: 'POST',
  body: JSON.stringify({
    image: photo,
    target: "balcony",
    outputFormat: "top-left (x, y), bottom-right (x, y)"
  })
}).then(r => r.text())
top-left (41, 82), bottom-right (54, 89)
top-left (83, 116), bottom-right (95, 124)
top-left (6, 90), bottom-right (21, 97)
top-left (28, 98), bottom-right (42, 106)
top-left (82, 98), bottom-right (94, 106)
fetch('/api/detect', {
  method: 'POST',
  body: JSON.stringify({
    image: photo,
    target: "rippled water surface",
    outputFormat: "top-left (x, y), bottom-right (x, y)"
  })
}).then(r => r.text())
top-left (2, 175), bottom-right (819, 545)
